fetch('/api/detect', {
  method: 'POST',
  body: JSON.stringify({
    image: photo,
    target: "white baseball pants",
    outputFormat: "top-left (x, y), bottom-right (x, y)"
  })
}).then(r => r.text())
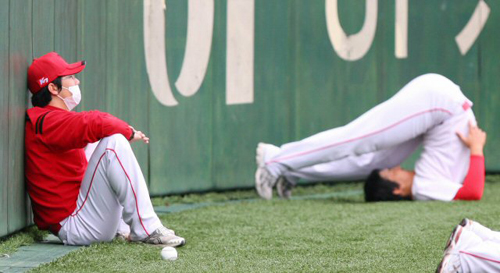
top-left (454, 224), bottom-right (500, 272)
top-left (57, 134), bottom-right (163, 245)
top-left (282, 138), bottom-right (421, 184)
top-left (266, 74), bottom-right (472, 192)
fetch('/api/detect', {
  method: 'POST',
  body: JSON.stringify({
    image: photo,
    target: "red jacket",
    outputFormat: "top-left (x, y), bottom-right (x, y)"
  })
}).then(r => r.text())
top-left (25, 105), bottom-right (132, 232)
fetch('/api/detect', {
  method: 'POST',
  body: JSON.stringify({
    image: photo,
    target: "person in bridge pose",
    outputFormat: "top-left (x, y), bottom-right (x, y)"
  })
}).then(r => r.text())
top-left (255, 74), bottom-right (486, 202)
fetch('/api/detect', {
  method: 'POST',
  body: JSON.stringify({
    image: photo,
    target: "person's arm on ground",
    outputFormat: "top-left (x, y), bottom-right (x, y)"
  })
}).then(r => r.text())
top-left (454, 121), bottom-right (487, 200)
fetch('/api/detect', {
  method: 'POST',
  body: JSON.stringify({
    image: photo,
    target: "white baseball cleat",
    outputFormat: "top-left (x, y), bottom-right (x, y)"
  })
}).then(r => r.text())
top-left (255, 143), bottom-right (281, 200)
top-left (255, 166), bottom-right (278, 200)
top-left (443, 225), bottom-right (464, 253)
top-left (459, 218), bottom-right (472, 229)
top-left (459, 218), bottom-right (496, 242)
top-left (256, 142), bottom-right (281, 167)
top-left (276, 177), bottom-right (295, 199)
top-left (115, 231), bottom-right (130, 241)
top-left (436, 252), bottom-right (462, 273)
top-left (436, 225), bottom-right (464, 273)
top-left (142, 226), bottom-right (185, 247)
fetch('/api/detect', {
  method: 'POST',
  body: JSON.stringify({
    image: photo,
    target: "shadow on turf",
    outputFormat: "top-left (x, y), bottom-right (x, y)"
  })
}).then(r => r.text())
top-left (314, 195), bottom-right (414, 204)
top-left (325, 197), bottom-right (363, 203)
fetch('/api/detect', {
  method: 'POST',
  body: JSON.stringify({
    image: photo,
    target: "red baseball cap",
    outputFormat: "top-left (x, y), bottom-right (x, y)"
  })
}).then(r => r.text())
top-left (28, 52), bottom-right (86, 94)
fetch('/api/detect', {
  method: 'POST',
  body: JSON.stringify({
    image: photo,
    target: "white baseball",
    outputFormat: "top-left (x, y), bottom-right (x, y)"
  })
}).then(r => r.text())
top-left (161, 246), bottom-right (178, 261)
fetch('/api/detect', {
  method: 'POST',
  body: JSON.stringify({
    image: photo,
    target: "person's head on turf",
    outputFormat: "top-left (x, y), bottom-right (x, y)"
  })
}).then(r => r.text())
top-left (28, 52), bottom-right (86, 110)
top-left (364, 166), bottom-right (414, 202)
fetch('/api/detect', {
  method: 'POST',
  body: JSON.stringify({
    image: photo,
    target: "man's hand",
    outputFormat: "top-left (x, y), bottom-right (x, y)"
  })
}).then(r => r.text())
top-left (129, 126), bottom-right (150, 144)
top-left (456, 121), bottom-right (486, 156)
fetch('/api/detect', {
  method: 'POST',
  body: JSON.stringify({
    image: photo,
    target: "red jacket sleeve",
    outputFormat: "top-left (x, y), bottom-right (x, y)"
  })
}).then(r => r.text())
top-left (40, 110), bottom-right (133, 150)
top-left (454, 155), bottom-right (485, 201)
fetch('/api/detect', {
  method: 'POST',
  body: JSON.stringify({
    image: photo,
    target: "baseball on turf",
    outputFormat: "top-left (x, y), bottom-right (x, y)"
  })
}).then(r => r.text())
top-left (161, 246), bottom-right (178, 261)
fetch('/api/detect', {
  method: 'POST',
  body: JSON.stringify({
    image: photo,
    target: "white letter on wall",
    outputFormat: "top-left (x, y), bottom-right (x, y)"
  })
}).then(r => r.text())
top-left (143, 0), bottom-right (178, 106)
top-left (326, 0), bottom-right (378, 61)
top-left (175, 0), bottom-right (214, 97)
top-left (325, 0), bottom-right (378, 61)
top-left (455, 0), bottom-right (490, 56)
top-left (226, 0), bottom-right (255, 105)
top-left (395, 0), bottom-right (408, 58)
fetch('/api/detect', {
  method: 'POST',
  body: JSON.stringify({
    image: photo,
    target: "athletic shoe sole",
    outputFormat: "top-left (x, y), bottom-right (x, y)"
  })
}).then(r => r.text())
top-left (436, 224), bottom-right (464, 273)
top-left (255, 167), bottom-right (273, 200)
top-left (443, 225), bottom-right (463, 253)
top-left (435, 252), bottom-right (462, 273)
top-left (142, 236), bottom-right (186, 248)
top-left (276, 177), bottom-right (294, 199)
top-left (167, 238), bottom-right (186, 248)
top-left (255, 143), bottom-right (279, 200)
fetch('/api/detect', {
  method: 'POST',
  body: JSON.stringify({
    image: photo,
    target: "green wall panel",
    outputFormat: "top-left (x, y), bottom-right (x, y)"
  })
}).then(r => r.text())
top-left (54, 0), bottom-right (78, 62)
top-left (211, 0), bottom-right (296, 189)
top-left (8, 0), bottom-right (31, 234)
top-left (110, 0), bottom-right (150, 179)
top-left (100, 0), bottom-right (149, 182)
top-left (104, 0), bottom-right (120, 118)
top-left (295, 0), bottom-right (379, 141)
top-left (479, 0), bottom-right (500, 172)
top-left (149, 0), bottom-right (212, 194)
top-left (32, 0), bottom-right (55, 58)
top-left (79, 0), bottom-right (108, 112)
top-left (2, 0), bottom-right (500, 237)
top-left (0, 0), bottom-right (9, 236)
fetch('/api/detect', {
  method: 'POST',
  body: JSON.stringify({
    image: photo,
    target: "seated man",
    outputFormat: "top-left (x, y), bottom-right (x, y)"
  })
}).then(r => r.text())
top-left (437, 219), bottom-right (500, 272)
top-left (255, 74), bottom-right (486, 202)
top-left (25, 52), bottom-right (185, 246)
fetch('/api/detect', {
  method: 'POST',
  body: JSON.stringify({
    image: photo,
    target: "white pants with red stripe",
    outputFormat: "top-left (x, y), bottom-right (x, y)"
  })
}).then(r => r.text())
top-left (282, 138), bottom-right (421, 184)
top-left (58, 134), bottom-right (163, 245)
top-left (455, 224), bottom-right (500, 272)
top-left (265, 74), bottom-right (473, 200)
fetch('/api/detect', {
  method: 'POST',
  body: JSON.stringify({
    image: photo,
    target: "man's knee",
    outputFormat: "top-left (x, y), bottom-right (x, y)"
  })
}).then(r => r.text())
top-left (103, 133), bottom-right (128, 143)
top-left (98, 134), bottom-right (132, 151)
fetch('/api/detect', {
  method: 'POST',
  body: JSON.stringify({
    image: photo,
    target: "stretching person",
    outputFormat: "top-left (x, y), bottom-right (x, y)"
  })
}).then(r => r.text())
top-left (255, 74), bottom-right (486, 202)
top-left (437, 219), bottom-right (500, 272)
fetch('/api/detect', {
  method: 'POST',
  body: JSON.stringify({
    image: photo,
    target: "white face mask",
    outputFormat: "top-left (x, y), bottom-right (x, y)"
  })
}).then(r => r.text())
top-left (58, 85), bottom-right (81, 111)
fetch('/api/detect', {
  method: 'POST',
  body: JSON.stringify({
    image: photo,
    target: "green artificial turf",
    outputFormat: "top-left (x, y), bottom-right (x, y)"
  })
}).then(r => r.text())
top-left (4, 176), bottom-right (500, 272)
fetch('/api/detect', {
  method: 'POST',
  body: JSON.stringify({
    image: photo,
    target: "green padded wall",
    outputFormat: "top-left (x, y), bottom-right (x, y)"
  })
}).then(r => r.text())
top-left (1, 0), bottom-right (499, 237)
top-left (0, 0), bottom-right (10, 237)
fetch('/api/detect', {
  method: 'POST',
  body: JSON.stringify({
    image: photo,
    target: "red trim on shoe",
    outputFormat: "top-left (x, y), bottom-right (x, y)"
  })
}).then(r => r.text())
top-left (459, 251), bottom-right (500, 264)
top-left (267, 108), bottom-right (453, 164)
top-left (70, 148), bottom-right (150, 236)
top-left (444, 225), bottom-right (463, 252)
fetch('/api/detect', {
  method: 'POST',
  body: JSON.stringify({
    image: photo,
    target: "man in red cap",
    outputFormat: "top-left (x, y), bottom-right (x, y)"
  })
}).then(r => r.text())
top-left (25, 52), bottom-right (185, 246)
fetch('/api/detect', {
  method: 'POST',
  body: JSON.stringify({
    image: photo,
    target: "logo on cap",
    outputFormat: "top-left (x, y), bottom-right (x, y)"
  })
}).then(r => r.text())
top-left (38, 77), bottom-right (49, 87)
